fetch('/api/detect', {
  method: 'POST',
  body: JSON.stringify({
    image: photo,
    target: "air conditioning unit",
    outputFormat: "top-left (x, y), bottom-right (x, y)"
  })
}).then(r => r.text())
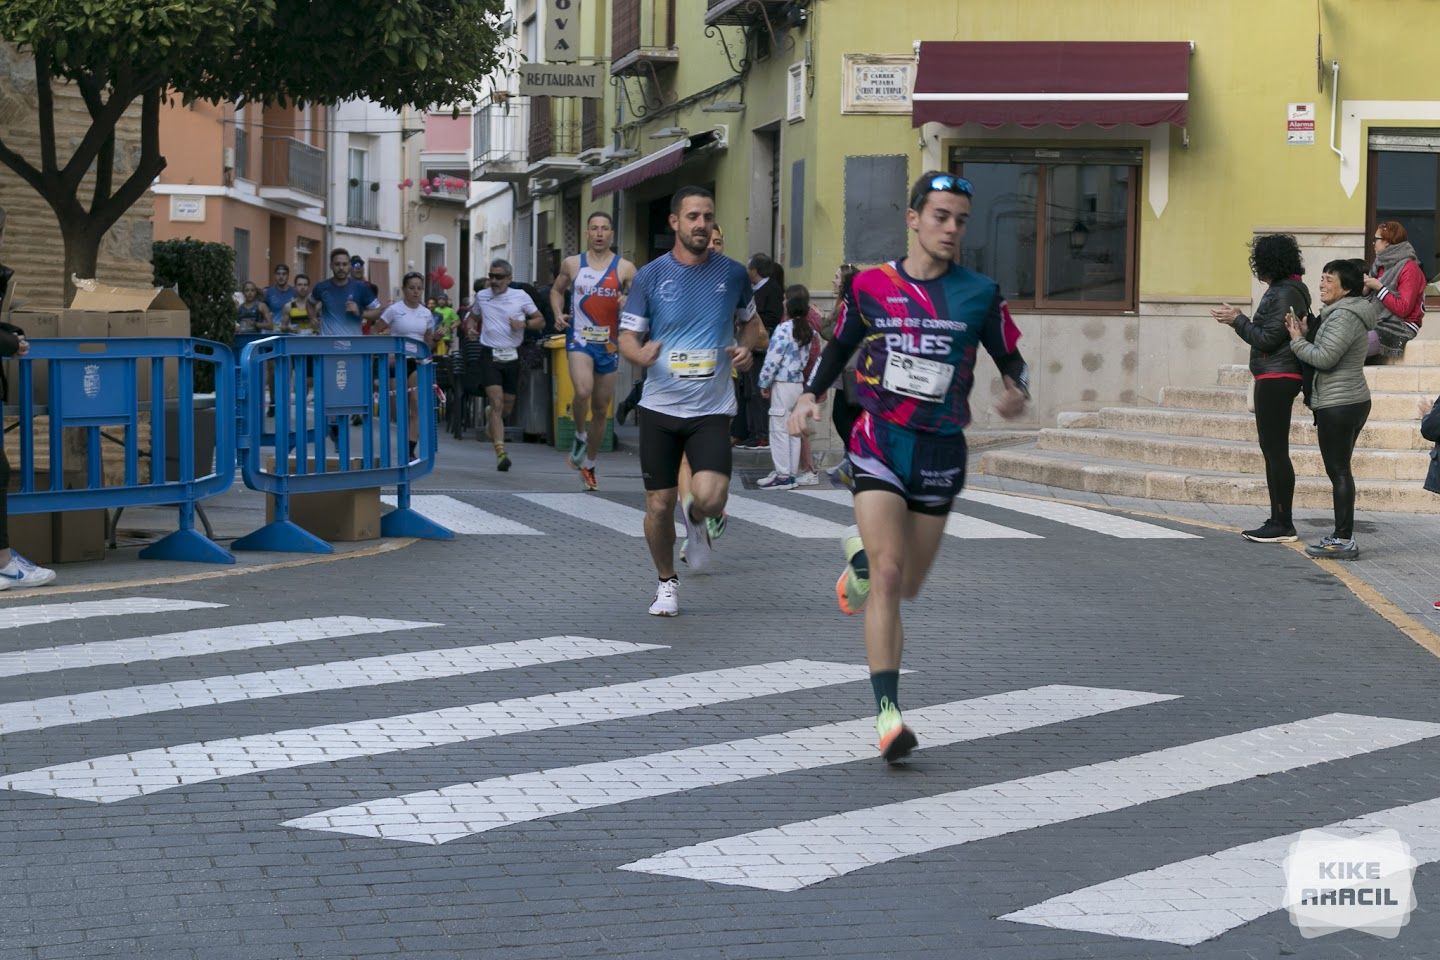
top-left (600, 146), bottom-right (639, 162)
top-left (222, 146), bottom-right (235, 170)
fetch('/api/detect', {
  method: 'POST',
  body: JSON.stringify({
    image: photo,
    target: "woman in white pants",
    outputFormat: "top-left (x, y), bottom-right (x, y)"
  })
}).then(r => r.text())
top-left (756, 292), bottom-right (816, 490)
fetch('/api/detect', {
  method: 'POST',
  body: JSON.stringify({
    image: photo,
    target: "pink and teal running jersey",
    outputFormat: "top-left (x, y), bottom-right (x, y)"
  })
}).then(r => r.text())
top-left (823, 260), bottom-right (1026, 437)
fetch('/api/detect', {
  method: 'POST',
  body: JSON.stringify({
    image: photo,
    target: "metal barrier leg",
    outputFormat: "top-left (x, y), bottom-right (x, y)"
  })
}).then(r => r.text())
top-left (380, 482), bottom-right (454, 540)
top-left (139, 502), bottom-right (236, 564)
top-left (232, 491), bottom-right (333, 554)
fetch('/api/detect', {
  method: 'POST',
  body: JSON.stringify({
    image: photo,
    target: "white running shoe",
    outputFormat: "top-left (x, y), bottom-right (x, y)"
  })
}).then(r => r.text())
top-left (0, 552), bottom-right (56, 590)
top-left (648, 578), bottom-right (680, 616)
top-left (755, 471), bottom-right (778, 486)
top-left (679, 495), bottom-right (712, 571)
top-left (795, 471), bottom-right (820, 486)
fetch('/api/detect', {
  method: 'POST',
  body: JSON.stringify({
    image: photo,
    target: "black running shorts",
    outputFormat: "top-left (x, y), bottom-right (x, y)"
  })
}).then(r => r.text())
top-left (478, 347), bottom-right (521, 395)
top-left (638, 407), bottom-right (733, 491)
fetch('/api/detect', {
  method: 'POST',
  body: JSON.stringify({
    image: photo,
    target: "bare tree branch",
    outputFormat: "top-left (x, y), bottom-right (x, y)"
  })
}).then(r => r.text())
top-left (33, 51), bottom-right (58, 176)
top-left (0, 134), bottom-right (46, 197)
top-left (58, 79), bottom-right (139, 196)
top-left (76, 72), bottom-right (114, 212)
top-left (94, 86), bottom-right (165, 236)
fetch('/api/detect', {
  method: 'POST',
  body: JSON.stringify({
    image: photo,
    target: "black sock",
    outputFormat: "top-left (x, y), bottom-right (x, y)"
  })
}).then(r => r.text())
top-left (870, 670), bottom-right (900, 714)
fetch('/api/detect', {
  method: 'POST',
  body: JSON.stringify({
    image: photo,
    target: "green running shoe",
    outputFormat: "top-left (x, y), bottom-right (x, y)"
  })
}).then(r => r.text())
top-left (836, 525), bottom-right (870, 615)
top-left (876, 698), bottom-right (917, 763)
top-left (706, 513), bottom-right (728, 541)
top-left (567, 434), bottom-right (586, 469)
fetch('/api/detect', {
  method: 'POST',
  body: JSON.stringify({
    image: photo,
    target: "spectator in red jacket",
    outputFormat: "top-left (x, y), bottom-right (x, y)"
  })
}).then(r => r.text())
top-left (1364, 221), bottom-right (1426, 358)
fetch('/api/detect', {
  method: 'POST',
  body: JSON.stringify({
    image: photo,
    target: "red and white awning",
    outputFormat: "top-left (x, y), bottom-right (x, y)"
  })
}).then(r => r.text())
top-left (912, 41), bottom-right (1192, 130)
top-left (590, 140), bottom-right (688, 199)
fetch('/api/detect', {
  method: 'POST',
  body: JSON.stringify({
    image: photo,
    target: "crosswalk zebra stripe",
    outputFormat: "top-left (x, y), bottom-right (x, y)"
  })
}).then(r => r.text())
top-left (792, 489), bottom-right (1040, 539)
top-left (0, 598), bottom-right (225, 630)
top-left (0, 636), bottom-right (659, 736)
top-left (720, 495), bottom-right (852, 538)
top-left (0, 659), bottom-right (870, 803)
top-left (619, 713), bottom-right (1440, 891)
top-left (961, 490), bottom-right (1199, 539)
top-left (515, 493), bottom-right (683, 537)
top-left (379, 495), bottom-right (541, 535)
top-left (1002, 796), bottom-right (1440, 945)
top-left (283, 684), bottom-right (1176, 845)
top-left (0, 617), bottom-right (442, 680)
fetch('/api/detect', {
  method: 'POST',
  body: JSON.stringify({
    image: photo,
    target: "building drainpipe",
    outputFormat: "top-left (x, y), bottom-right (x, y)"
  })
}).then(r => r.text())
top-left (324, 104), bottom-right (337, 254)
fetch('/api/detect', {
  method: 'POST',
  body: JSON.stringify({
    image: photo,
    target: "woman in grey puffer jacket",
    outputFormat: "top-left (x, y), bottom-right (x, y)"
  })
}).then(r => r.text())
top-left (1286, 259), bottom-right (1379, 561)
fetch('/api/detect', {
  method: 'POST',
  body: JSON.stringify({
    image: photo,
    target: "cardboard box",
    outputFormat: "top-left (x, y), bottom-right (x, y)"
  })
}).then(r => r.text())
top-left (6, 513), bottom-right (54, 565)
top-left (263, 455), bottom-right (380, 542)
top-left (51, 508), bottom-right (105, 563)
top-left (6, 466), bottom-right (107, 564)
top-left (38, 285), bottom-right (191, 403)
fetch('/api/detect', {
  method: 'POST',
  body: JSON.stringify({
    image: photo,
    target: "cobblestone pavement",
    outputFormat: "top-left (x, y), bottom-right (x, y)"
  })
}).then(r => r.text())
top-left (2, 428), bottom-right (1440, 959)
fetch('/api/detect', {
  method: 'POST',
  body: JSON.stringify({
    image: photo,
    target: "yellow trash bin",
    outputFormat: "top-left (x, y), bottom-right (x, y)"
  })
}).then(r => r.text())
top-left (546, 335), bottom-right (616, 452)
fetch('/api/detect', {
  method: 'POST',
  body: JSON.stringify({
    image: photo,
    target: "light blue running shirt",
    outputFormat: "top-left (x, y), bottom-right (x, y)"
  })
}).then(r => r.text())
top-left (620, 252), bottom-right (755, 419)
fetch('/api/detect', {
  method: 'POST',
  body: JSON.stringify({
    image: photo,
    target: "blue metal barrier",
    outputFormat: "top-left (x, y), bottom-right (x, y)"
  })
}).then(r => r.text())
top-left (233, 335), bottom-right (453, 553)
top-left (9, 338), bottom-right (236, 563)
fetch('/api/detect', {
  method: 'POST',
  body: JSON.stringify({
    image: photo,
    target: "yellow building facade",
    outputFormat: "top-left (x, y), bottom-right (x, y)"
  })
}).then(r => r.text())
top-left (494, 1), bottom-right (1440, 428)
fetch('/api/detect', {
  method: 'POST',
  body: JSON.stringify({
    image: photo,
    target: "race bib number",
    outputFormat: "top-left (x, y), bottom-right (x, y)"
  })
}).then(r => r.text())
top-left (581, 325), bottom-right (612, 345)
top-left (883, 351), bottom-right (954, 402)
top-left (492, 347), bottom-right (519, 363)
top-left (668, 348), bottom-right (718, 379)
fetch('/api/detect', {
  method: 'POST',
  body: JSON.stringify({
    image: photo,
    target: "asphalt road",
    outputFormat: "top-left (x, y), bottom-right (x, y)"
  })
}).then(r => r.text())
top-left (2, 439), bottom-right (1439, 960)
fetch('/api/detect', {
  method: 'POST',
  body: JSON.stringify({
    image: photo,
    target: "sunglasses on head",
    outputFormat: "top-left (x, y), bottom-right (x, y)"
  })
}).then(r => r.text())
top-left (912, 174), bottom-right (974, 207)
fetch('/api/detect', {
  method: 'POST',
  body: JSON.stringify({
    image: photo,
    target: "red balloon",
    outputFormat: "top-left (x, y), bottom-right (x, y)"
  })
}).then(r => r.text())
top-left (439, 275), bottom-right (455, 290)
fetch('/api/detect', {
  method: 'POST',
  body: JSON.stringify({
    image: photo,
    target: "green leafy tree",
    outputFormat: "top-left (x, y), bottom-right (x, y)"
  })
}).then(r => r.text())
top-left (0, 0), bottom-right (510, 303)
top-left (152, 238), bottom-right (234, 391)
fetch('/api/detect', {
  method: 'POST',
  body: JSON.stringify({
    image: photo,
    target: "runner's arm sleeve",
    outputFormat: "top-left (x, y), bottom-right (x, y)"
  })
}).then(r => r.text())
top-left (980, 291), bottom-right (1030, 397)
top-left (804, 285), bottom-right (866, 397)
top-left (618, 272), bottom-right (650, 337)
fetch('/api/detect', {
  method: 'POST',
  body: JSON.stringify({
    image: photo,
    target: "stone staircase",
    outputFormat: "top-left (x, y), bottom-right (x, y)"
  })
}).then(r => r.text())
top-left (980, 338), bottom-right (1440, 513)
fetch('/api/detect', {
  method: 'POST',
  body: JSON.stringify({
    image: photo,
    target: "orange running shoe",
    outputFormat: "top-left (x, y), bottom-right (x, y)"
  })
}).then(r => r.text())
top-left (876, 700), bottom-right (917, 763)
top-left (579, 465), bottom-right (598, 491)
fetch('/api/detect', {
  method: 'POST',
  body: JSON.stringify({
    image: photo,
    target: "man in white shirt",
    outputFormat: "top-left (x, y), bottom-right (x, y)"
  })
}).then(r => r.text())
top-left (468, 258), bottom-right (543, 471)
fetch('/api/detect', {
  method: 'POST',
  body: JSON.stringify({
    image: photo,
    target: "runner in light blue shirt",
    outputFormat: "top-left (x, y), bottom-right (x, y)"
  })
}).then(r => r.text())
top-left (618, 185), bottom-right (765, 617)
top-left (307, 247), bottom-right (381, 337)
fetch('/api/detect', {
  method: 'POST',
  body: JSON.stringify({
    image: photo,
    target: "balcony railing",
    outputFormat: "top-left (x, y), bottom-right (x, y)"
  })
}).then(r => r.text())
top-left (705, 0), bottom-right (788, 27)
top-left (582, 99), bottom-right (600, 152)
top-left (261, 136), bottom-right (325, 199)
top-left (527, 96), bottom-right (583, 164)
top-left (233, 126), bottom-right (250, 180)
top-left (473, 98), bottom-right (528, 173)
top-left (613, 0), bottom-right (678, 75)
top-left (346, 179), bottom-right (380, 229)
top-left (421, 170), bottom-right (470, 201)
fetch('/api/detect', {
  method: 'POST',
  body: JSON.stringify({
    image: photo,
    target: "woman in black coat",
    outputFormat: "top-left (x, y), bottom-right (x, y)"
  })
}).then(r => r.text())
top-left (1422, 395), bottom-right (1440, 495)
top-left (1211, 234), bottom-right (1312, 544)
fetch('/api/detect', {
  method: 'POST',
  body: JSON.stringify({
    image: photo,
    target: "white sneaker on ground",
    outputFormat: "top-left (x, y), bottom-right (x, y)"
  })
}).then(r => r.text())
top-left (648, 578), bottom-right (679, 616)
top-left (795, 471), bottom-right (819, 486)
top-left (756, 474), bottom-right (797, 490)
top-left (0, 553), bottom-right (56, 589)
top-left (755, 471), bottom-right (778, 486)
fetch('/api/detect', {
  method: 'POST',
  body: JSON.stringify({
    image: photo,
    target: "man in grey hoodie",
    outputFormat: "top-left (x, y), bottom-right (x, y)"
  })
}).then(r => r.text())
top-left (1286, 258), bottom-right (1379, 560)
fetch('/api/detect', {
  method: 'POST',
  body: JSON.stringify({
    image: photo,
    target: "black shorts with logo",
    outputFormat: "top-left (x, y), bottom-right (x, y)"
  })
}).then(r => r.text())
top-left (478, 346), bottom-right (521, 395)
top-left (638, 407), bottom-right (733, 491)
